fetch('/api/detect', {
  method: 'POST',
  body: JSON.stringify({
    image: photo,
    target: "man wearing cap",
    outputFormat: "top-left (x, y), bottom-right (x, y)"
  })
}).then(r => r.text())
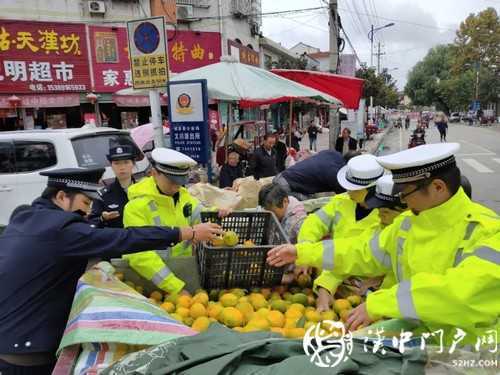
top-left (0, 167), bottom-right (222, 374)
top-left (123, 148), bottom-right (227, 296)
top-left (268, 143), bottom-right (500, 345)
top-left (89, 144), bottom-right (137, 228)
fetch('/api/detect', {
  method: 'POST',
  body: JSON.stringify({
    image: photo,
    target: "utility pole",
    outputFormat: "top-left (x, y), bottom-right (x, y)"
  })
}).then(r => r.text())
top-left (329, 0), bottom-right (340, 150)
top-left (369, 25), bottom-right (374, 68)
top-left (376, 42), bottom-right (385, 75)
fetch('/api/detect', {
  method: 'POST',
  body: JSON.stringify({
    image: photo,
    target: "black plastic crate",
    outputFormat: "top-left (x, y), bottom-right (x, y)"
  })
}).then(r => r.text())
top-left (196, 211), bottom-right (288, 290)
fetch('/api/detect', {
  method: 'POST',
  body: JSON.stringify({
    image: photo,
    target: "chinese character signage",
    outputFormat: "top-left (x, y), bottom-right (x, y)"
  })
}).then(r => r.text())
top-left (127, 17), bottom-right (169, 89)
top-left (167, 30), bottom-right (221, 73)
top-left (0, 20), bottom-right (90, 93)
top-left (167, 79), bottom-right (209, 164)
top-left (228, 39), bottom-right (259, 67)
top-left (89, 26), bottom-right (132, 92)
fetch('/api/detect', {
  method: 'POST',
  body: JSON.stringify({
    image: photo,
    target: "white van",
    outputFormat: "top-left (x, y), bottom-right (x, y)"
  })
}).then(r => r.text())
top-left (0, 127), bottom-right (148, 226)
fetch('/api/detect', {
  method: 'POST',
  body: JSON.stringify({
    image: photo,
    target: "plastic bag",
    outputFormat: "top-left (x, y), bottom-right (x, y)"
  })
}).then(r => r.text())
top-left (188, 183), bottom-right (242, 210)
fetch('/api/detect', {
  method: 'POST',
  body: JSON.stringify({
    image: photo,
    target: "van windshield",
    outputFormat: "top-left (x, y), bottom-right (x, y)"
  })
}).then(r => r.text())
top-left (71, 133), bottom-right (143, 168)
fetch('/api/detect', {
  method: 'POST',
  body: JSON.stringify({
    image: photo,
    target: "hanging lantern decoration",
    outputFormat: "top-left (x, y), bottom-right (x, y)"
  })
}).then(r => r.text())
top-left (8, 95), bottom-right (21, 108)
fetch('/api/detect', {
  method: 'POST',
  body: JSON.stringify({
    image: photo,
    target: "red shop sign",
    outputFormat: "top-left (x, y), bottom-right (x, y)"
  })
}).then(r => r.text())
top-left (0, 20), bottom-right (90, 93)
top-left (89, 25), bottom-right (131, 93)
top-left (0, 93), bottom-right (80, 108)
top-left (167, 30), bottom-right (221, 73)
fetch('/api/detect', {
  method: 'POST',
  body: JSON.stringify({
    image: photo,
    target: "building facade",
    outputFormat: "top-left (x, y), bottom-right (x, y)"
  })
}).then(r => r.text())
top-left (0, 0), bottom-right (262, 130)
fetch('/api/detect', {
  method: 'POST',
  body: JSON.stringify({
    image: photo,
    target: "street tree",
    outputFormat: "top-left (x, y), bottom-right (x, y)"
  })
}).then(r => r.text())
top-left (355, 65), bottom-right (399, 108)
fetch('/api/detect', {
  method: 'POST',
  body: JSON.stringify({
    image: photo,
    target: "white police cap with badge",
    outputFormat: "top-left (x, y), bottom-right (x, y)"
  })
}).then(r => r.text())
top-left (151, 148), bottom-right (197, 186)
top-left (337, 154), bottom-right (385, 191)
top-left (377, 143), bottom-right (460, 186)
top-left (366, 174), bottom-right (406, 209)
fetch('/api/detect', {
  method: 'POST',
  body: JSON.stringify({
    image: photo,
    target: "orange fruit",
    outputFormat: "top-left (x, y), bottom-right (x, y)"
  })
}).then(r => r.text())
top-left (220, 307), bottom-right (244, 328)
top-left (150, 291), bottom-right (163, 302)
top-left (176, 295), bottom-right (192, 309)
top-left (160, 302), bottom-right (175, 314)
top-left (267, 310), bottom-right (285, 328)
top-left (189, 302), bottom-right (207, 319)
top-left (333, 299), bottom-right (351, 313)
top-left (191, 316), bottom-right (210, 332)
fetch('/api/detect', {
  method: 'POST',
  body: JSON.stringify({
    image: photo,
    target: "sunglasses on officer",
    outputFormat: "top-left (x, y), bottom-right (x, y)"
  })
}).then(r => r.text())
top-left (397, 179), bottom-right (432, 201)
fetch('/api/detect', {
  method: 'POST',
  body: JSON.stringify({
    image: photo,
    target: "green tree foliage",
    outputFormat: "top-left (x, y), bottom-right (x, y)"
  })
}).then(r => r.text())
top-left (355, 65), bottom-right (399, 108)
top-left (405, 7), bottom-right (499, 112)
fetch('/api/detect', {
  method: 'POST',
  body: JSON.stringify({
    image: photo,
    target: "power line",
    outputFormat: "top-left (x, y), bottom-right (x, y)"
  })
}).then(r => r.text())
top-left (338, 6), bottom-right (456, 32)
top-left (341, 28), bottom-right (363, 66)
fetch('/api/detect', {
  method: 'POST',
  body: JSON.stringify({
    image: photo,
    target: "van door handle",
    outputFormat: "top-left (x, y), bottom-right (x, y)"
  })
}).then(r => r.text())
top-left (0, 186), bottom-right (13, 192)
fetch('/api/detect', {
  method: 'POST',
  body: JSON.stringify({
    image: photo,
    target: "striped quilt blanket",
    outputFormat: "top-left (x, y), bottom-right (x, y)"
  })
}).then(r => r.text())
top-left (53, 262), bottom-right (195, 375)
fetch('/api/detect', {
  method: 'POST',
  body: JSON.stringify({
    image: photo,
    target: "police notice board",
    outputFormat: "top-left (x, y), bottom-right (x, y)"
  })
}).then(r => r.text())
top-left (126, 17), bottom-right (169, 89)
top-left (167, 79), bottom-right (209, 164)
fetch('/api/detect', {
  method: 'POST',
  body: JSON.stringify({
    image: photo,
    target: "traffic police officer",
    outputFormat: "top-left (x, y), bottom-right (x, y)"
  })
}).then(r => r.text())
top-left (89, 145), bottom-right (137, 228)
top-left (268, 143), bottom-right (500, 346)
top-left (0, 167), bottom-right (222, 374)
top-left (123, 148), bottom-right (225, 296)
top-left (297, 154), bottom-right (383, 311)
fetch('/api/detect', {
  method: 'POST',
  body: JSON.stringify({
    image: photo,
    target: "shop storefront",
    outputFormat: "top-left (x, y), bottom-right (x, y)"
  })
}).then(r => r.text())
top-left (0, 19), bottom-right (222, 131)
top-left (0, 19), bottom-right (91, 130)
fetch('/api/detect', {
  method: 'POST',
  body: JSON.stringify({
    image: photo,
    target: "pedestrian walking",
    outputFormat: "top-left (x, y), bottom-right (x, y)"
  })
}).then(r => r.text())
top-left (405, 115), bottom-right (410, 130)
top-left (435, 112), bottom-right (449, 142)
top-left (307, 122), bottom-right (319, 151)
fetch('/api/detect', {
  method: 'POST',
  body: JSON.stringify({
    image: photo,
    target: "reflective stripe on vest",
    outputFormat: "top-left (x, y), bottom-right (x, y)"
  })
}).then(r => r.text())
top-left (148, 200), bottom-right (171, 257)
top-left (151, 266), bottom-right (172, 285)
top-left (369, 231), bottom-right (392, 269)
top-left (191, 204), bottom-right (202, 225)
top-left (397, 280), bottom-right (419, 320)
top-left (148, 201), bottom-right (162, 226)
top-left (395, 218), bottom-right (411, 282)
top-left (322, 240), bottom-right (334, 270)
top-left (315, 209), bottom-right (332, 230)
top-left (455, 246), bottom-right (500, 267)
top-left (453, 222), bottom-right (479, 266)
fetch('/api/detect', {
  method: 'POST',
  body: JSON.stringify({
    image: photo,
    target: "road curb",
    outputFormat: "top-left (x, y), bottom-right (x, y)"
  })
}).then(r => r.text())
top-left (366, 123), bottom-right (394, 155)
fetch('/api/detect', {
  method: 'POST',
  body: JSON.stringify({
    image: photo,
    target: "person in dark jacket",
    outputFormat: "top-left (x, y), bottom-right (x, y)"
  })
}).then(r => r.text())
top-left (335, 128), bottom-right (358, 156)
top-left (307, 122), bottom-right (319, 151)
top-left (0, 168), bottom-right (222, 375)
top-left (219, 151), bottom-right (243, 189)
top-left (273, 132), bottom-right (288, 173)
top-left (273, 150), bottom-right (357, 200)
top-left (88, 145), bottom-right (137, 228)
top-left (249, 134), bottom-right (277, 180)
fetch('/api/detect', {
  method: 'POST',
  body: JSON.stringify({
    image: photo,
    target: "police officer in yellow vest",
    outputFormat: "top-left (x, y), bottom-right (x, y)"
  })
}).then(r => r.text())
top-left (123, 148), bottom-right (209, 295)
top-left (297, 154), bottom-right (383, 311)
top-left (268, 143), bottom-right (500, 345)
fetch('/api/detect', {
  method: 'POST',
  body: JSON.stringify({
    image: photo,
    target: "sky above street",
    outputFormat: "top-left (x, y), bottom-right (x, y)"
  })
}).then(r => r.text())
top-left (261, 0), bottom-right (498, 90)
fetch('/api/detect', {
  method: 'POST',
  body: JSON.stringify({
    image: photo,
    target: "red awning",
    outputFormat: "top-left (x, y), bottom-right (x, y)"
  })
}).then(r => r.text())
top-left (271, 69), bottom-right (364, 109)
top-left (0, 94), bottom-right (81, 109)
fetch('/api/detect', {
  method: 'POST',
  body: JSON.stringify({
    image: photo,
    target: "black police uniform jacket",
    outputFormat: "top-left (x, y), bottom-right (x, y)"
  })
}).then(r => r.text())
top-left (0, 197), bottom-right (181, 355)
top-left (89, 178), bottom-right (133, 228)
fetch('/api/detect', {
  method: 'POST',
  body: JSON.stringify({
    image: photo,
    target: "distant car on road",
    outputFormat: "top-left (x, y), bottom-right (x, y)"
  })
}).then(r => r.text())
top-left (449, 112), bottom-right (461, 123)
top-left (0, 126), bottom-right (147, 226)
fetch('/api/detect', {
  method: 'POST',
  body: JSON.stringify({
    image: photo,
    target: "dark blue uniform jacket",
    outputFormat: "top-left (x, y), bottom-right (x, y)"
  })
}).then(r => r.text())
top-left (88, 178), bottom-right (130, 228)
top-left (0, 197), bottom-right (180, 355)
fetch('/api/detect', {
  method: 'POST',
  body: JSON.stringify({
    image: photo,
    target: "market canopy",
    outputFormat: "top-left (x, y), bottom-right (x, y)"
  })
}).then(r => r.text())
top-left (116, 56), bottom-right (342, 107)
top-left (271, 69), bottom-right (364, 110)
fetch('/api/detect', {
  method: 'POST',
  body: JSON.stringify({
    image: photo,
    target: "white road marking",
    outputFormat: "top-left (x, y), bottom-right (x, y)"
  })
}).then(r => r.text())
top-left (461, 158), bottom-right (494, 173)
top-left (399, 127), bottom-right (403, 151)
top-left (492, 158), bottom-right (500, 165)
top-left (458, 139), bottom-right (496, 155)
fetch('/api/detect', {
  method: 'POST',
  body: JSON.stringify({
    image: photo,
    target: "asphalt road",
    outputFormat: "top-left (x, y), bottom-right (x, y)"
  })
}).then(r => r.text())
top-left (378, 122), bottom-right (500, 213)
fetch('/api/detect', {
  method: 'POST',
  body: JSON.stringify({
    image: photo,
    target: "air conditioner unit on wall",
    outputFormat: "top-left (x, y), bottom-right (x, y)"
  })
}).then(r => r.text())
top-left (88, 0), bottom-right (106, 14)
top-left (177, 4), bottom-right (194, 20)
